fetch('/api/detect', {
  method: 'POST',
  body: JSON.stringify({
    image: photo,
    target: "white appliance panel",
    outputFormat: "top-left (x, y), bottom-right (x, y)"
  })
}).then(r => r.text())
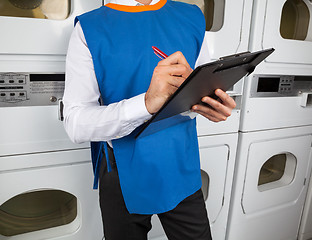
top-left (250, 0), bottom-right (312, 66)
top-left (0, 0), bottom-right (101, 55)
top-left (0, 69), bottom-right (89, 157)
top-left (148, 216), bottom-right (166, 240)
top-left (0, 105), bottom-right (88, 156)
top-left (198, 133), bottom-right (238, 240)
top-left (240, 74), bottom-right (312, 132)
top-left (299, 165), bottom-right (312, 240)
top-left (0, 148), bottom-right (91, 172)
top-left (242, 135), bottom-right (311, 213)
top-left (172, 0), bottom-right (251, 60)
top-left (200, 145), bottom-right (228, 223)
top-left (226, 126), bottom-right (312, 240)
top-left (203, 0), bottom-right (249, 106)
top-left (0, 157), bottom-right (103, 240)
top-left (196, 109), bottom-right (240, 136)
top-left (204, 0), bottom-right (251, 60)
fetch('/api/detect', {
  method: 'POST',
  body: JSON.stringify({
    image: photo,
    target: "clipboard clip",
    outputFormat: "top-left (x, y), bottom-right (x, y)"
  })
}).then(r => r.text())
top-left (219, 51), bottom-right (255, 76)
top-left (219, 51), bottom-right (251, 60)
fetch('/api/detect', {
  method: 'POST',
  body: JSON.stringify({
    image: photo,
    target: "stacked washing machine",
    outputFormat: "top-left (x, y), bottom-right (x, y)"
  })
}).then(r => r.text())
top-left (148, 0), bottom-right (253, 239)
top-left (0, 1), bottom-right (104, 240)
top-left (197, 0), bottom-right (251, 239)
top-left (226, 0), bottom-right (312, 239)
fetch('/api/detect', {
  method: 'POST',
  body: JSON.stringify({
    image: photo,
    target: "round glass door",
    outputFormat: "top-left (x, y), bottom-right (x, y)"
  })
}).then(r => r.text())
top-left (173, 0), bottom-right (225, 31)
top-left (258, 153), bottom-right (297, 192)
top-left (201, 169), bottom-right (210, 201)
top-left (280, 0), bottom-right (310, 41)
top-left (0, 0), bottom-right (71, 20)
top-left (0, 190), bottom-right (77, 237)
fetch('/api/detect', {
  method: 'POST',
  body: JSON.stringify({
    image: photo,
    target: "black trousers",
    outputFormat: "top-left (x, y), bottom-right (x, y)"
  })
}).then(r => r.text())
top-left (99, 146), bottom-right (212, 240)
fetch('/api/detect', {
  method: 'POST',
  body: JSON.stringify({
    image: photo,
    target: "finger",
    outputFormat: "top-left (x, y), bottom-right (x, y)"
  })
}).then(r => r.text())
top-left (158, 51), bottom-right (192, 70)
top-left (166, 75), bottom-right (186, 88)
top-left (192, 104), bottom-right (228, 122)
top-left (200, 114), bottom-right (222, 123)
top-left (161, 80), bottom-right (182, 98)
top-left (201, 96), bottom-right (232, 118)
top-left (156, 64), bottom-right (192, 79)
top-left (153, 74), bottom-right (184, 95)
top-left (215, 89), bottom-right (236, 108)
top-left (192, 107), bottom-right (226, 122)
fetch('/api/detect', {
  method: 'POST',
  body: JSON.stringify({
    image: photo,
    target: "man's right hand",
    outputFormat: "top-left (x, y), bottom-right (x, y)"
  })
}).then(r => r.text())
top-left (145, 51), bottom-right (193, 114)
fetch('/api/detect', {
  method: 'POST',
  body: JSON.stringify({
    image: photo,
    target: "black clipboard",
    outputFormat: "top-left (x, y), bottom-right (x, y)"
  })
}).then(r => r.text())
top-left (135, 48), bottom-right (275, 138)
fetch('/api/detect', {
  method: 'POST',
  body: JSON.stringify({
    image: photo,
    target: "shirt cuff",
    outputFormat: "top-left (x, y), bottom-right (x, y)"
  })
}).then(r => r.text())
top-left (123, 93), bottom-right (152, 128)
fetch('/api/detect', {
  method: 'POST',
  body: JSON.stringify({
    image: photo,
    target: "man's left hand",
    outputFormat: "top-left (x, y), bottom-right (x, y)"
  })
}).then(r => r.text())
top-left (191, 89), bottom-right (236, 122)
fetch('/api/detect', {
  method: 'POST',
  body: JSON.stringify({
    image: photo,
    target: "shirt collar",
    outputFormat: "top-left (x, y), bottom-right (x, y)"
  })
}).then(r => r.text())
top-left (107, 0), bottom-right (160, 6)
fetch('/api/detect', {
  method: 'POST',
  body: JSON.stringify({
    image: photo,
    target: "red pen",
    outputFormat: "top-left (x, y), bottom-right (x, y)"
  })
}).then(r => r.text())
top-left (152, 46), bottom-right (168, 60)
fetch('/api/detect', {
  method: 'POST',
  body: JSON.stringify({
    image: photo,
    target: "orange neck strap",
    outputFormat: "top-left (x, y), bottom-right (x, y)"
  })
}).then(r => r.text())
top-left (105, 0), bottom-right (167, 12)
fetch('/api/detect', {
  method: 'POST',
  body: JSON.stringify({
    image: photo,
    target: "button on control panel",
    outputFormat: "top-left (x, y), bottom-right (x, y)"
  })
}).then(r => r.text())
top-left (251, 75), bottom-right (312, 98)
top-left (0, 73), bottom-right (65, 107)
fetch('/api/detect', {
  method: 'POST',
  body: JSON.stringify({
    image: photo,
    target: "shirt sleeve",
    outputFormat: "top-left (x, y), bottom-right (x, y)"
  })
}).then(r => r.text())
top-left (62, 22), bottom-right (152, 144)
top-left (195, 33), bottom-right (211, 67)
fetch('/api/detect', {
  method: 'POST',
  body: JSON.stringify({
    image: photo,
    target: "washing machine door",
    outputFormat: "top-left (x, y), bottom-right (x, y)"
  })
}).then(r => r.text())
top-left (241, 134), bottom-right (312, 214)
top-left (0, 0), bottom-right (101, 55)
top-left (0, 149), bottom-right (103, 240)
top-left (299, 169), bottom-right (312, 240)
top-left (205, 0), bottom-right (249, 60)
top-left (0, 189), bottom-right (78, 237)
top-left (198, 133), bottom-right (238, 240)
top-left (200, 144), bottom-right (228, 223)
top-left (255, 0), bottom-right (312, 65)
top-left (173, 0), bottom-right (249, 60)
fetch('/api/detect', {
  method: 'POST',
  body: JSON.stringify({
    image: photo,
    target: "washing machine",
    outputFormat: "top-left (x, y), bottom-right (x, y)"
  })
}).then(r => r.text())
top-left (0, 149), bottom-right (103, 240)
top-left (0, 76), bottom-right (104, 240)
top-left (0, 71), bottom-right (104, 240)
top-left (249, 0), bottom-right (312, 66)
top-left (0, 0), bottom-right (104, 239)
top-left (239, 73), bottom-right (312, 132)
top-left (226, 126), bottom-right (312, 240)
top-left (186, 1), bottom-right (250, 238)
top-left (226, 0), bottom-right (312, 239)
top-left (0, 0), bottom-right (102, 56)
top-left (299, 171), bottom-right (312, 240)
top-left (197, 133), bottom-right (238, 240)
top-left (240, 0), bottom-right (312, 133)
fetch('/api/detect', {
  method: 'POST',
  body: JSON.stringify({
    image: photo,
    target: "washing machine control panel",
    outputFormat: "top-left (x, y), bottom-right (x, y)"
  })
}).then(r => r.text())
top-left (250, 75), bottom-right (312, 98)
top-left (0, 73), bottom-right (65, 107)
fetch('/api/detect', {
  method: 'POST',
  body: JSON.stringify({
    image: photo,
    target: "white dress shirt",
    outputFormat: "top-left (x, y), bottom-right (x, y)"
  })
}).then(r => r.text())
top-left (63, 0), bottom-right (211, 144)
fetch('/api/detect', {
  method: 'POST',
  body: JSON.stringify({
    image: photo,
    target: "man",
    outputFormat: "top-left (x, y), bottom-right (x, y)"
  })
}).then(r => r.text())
top-left (63, 0), bottom-right (236, 239)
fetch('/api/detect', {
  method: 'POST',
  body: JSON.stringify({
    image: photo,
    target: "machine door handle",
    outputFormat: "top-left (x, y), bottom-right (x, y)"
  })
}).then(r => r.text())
top-left (300, 92), bottom-right (312, 107)
top-left (58, 99), bottom-right (64, 121)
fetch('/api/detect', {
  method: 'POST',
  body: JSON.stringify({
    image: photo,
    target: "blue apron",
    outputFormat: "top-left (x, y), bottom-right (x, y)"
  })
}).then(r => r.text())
top-left (77, 0), bottom-right (206, 214)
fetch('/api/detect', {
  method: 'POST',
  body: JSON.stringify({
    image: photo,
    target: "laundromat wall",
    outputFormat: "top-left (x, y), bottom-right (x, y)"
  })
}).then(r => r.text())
top-left (1, 1), bottom-right (312, 240)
